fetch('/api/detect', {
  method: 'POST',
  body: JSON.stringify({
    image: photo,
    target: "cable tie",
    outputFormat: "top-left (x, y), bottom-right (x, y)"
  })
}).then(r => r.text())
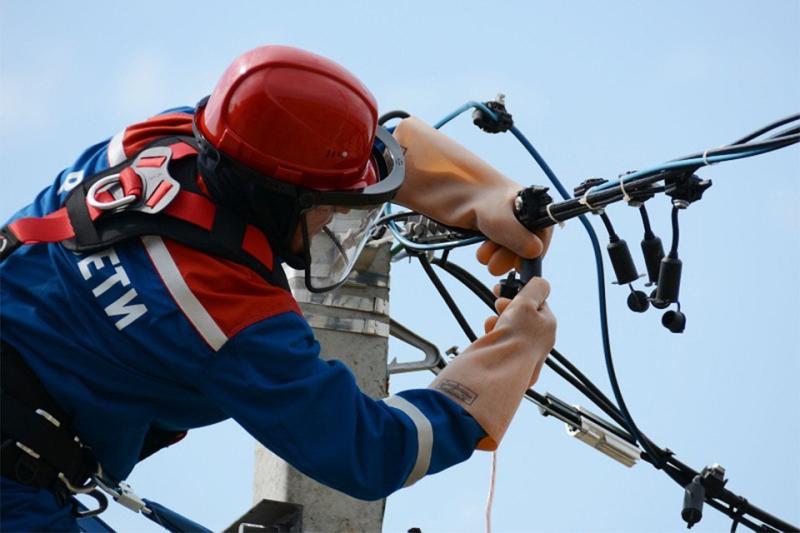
top-left (545, 202), bottom-right (565, 228)
top-left (619, 177), bottom-right (632, 204)
top-left (702, 146), bottom-right (724, 167)
top-left (578, 185), bottom-right (603, 213)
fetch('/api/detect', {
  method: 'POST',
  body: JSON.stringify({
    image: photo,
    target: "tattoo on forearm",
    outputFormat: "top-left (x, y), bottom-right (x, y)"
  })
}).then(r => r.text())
top-left (436, 379), bottom-right (478, 405)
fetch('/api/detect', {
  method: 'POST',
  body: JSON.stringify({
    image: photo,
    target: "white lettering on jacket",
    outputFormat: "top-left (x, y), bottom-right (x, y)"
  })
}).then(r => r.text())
top-left (77, 248), bottom-right (148, 330)
top-left (57, 170), bottom-right (85, 195)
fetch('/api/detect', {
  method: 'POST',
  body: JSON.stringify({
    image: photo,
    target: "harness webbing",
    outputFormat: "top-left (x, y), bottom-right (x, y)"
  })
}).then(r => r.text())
top-left (0, 136), bottom-right (283, 288)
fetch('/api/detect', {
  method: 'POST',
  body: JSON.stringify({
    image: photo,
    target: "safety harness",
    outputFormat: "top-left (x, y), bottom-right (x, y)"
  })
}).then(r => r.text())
top-left (0, 135), bottom-right (288, 289)
top-left (0, 135), bottom-right (288, 518)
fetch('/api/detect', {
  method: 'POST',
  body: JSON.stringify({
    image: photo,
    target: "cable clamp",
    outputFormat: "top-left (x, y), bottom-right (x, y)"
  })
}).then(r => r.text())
top-left (567, 407), bottom-right (641, 468)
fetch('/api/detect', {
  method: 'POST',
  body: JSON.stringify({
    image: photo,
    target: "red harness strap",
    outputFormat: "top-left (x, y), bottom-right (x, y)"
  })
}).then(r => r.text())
top-left (8, 209), bottom-right (75, 244)
top-left (8, 142), bottom-right (201, 244)
top-left (3, 141), bottom-right (272, 269)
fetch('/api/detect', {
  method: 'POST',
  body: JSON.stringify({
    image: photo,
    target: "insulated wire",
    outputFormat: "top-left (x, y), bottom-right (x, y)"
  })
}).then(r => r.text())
top-left (430, 257), bottom-right (634, 439)
top-left (430, 101), bottom-right (663, 461)
top-left (669, 206), bottom-right (680, 258)
top-left (393, 103), bottom-right (798, 531)
top-left (730, 112), bottom-right (800, 144)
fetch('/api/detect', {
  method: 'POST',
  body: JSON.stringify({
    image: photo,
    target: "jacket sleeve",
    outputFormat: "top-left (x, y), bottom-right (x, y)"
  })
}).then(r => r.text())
top-left (194, 311), bottom-right (485, 501)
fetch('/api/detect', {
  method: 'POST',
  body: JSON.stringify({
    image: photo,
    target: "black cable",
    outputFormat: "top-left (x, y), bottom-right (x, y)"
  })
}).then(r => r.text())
top-left (378, 110), bottom-right (411, 125)
top-left (430, 257), bottom-right (640, 439)
top-left (731, 112), bottom-right (800, 144)
top-left (549, 350), bottom-right (631, 430)
top-left (430, 257), bottom-right (496, 311)
top-left (417, 254), bottom-right (478, 342)
top-left (639, 205), bottom-right (655, 238)
top-left (416, 243), bottom-right (797, 532)
top-left (401, 113), bottom-right (800, 531)
top-left (599, 213), bottom-right (619, 241)
top-left (524, 388), bottom-right (549, 404)
top-left (543, 358), bottom-right (635, 443)
top-left (669, 206), bottom-right (680, 257)
top-left (429, 257), bottom-right (636, 435)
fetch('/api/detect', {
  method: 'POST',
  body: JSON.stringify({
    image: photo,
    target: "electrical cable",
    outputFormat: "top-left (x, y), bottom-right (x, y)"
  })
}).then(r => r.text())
top-left (393, 103), bottom-right (798, 531)
top-left (378, 110), bottom-right (411, 125)
top-left (669, 206), bottom-right (680, 257)
top-left (639, 205), bottom-right (655, 238)
top-left (730, 112), bottom-right (800, 144)
top-left (429, 256), bottom-right (634, 439)
top-left (417, 253), bottom-right (478, 342)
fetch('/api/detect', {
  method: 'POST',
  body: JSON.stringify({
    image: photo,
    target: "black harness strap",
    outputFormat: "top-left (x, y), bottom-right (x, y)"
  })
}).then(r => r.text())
top-left (1, 341), bottom-right (98, 491)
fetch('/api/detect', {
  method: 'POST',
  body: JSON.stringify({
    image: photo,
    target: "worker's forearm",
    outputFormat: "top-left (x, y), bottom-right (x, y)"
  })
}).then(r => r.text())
top-left (392, 116), bottom-right (520, 231)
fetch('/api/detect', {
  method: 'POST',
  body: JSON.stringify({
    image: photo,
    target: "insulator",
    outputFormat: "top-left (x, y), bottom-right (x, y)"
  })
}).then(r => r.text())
top-left (607, 239), bottom-right (640, 285)
top-left (655, 256), bottom-right (682, 305)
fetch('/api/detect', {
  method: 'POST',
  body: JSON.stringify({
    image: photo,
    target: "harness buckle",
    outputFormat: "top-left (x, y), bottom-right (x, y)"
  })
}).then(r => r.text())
top-left (86, 146), bottom-right (182, 215)
top-left (131, 146), bottom-right (181, 214)
top-left (87, 174), bottom-right (138, 211)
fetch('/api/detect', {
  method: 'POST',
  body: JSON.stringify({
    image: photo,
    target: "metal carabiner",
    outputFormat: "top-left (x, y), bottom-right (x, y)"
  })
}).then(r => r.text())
top-left (87, 175), bottom-right (138, 211)
top-left (71, 488), bottom-right (109, 519)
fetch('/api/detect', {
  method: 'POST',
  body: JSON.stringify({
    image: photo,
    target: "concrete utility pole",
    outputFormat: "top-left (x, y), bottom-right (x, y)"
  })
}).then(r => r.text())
top-left (252, 239), bottom-right (392, 533)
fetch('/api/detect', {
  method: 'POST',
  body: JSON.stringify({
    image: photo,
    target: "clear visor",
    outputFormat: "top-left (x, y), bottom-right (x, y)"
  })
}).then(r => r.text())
top-left (303, 204), bottom-right (384, 292)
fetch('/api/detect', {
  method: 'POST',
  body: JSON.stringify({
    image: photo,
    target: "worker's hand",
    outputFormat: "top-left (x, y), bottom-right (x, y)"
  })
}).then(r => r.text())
top-left (430, 277), bottom-right (556, 450)
top-left (391, 117), bottom-right (553, 273)
top-left (482, 278), bottom-right (555, 386)
top-left (474, 186), bottom-right (553, 275)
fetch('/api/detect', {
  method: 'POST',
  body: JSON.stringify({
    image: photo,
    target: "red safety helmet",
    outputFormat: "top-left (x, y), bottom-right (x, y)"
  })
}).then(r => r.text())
top-left (194, 45), bottom-right (405, 292)
top-left (197, 45), bottom-right (379, 191)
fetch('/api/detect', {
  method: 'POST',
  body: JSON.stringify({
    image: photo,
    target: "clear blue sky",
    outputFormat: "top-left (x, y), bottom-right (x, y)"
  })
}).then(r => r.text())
top-left (1, 1), bottom-right (798, 532)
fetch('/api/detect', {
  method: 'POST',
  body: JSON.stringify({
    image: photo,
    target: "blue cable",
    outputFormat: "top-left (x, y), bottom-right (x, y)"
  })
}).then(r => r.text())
top-left (506, 117), bottom-right (662, 462)
top-left (421, 100), bottom-right (663, 462)
top-left (589, 147), bottom-right (774, 196)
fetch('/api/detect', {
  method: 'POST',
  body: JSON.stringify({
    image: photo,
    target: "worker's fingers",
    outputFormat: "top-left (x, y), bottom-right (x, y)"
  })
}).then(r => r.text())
top-left (476, 241), bottom-right (499, 265)
top-left (512, 277), bottom-right (551, 310)
top-left (492, 284), bottom-right (504, 298)
top-left (487, 247), bottom-right (518, 276)
top-left (484, 315), bottom-right (499, 333)
top-left (536, 226), bottom-right (554, 257)
top-left (480, 201), bottom-right (544, 260)
top-left (494, 297), bottom-right (512, 315)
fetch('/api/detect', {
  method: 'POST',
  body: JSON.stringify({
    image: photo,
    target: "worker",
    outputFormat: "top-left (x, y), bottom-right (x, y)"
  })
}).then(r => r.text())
top-left (0, 45), bottom-right (555, 531)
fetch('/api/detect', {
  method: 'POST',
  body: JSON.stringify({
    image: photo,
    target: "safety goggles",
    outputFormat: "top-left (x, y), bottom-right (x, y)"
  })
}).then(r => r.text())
top-left (298, 127), bottom-right (405, 291)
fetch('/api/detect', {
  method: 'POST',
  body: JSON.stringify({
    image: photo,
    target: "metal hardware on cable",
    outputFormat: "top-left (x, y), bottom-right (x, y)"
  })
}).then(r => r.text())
top-left (380, 98), bottom-right (799, 533)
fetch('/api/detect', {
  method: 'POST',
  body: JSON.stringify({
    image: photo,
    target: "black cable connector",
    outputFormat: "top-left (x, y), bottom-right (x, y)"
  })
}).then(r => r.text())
top-left (654, 205), bottom-right (687, 332)
top-left (472, 95), bottom-right (514, 133)
top-left (683, 475), bottom-right (705, 528)
top-left (576, 178), bottom-right (650, 313)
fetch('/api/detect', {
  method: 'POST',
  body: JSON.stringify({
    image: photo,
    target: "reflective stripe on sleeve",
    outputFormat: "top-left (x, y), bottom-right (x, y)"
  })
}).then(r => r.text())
top-left (382, 394), bottom-right (433, 487)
